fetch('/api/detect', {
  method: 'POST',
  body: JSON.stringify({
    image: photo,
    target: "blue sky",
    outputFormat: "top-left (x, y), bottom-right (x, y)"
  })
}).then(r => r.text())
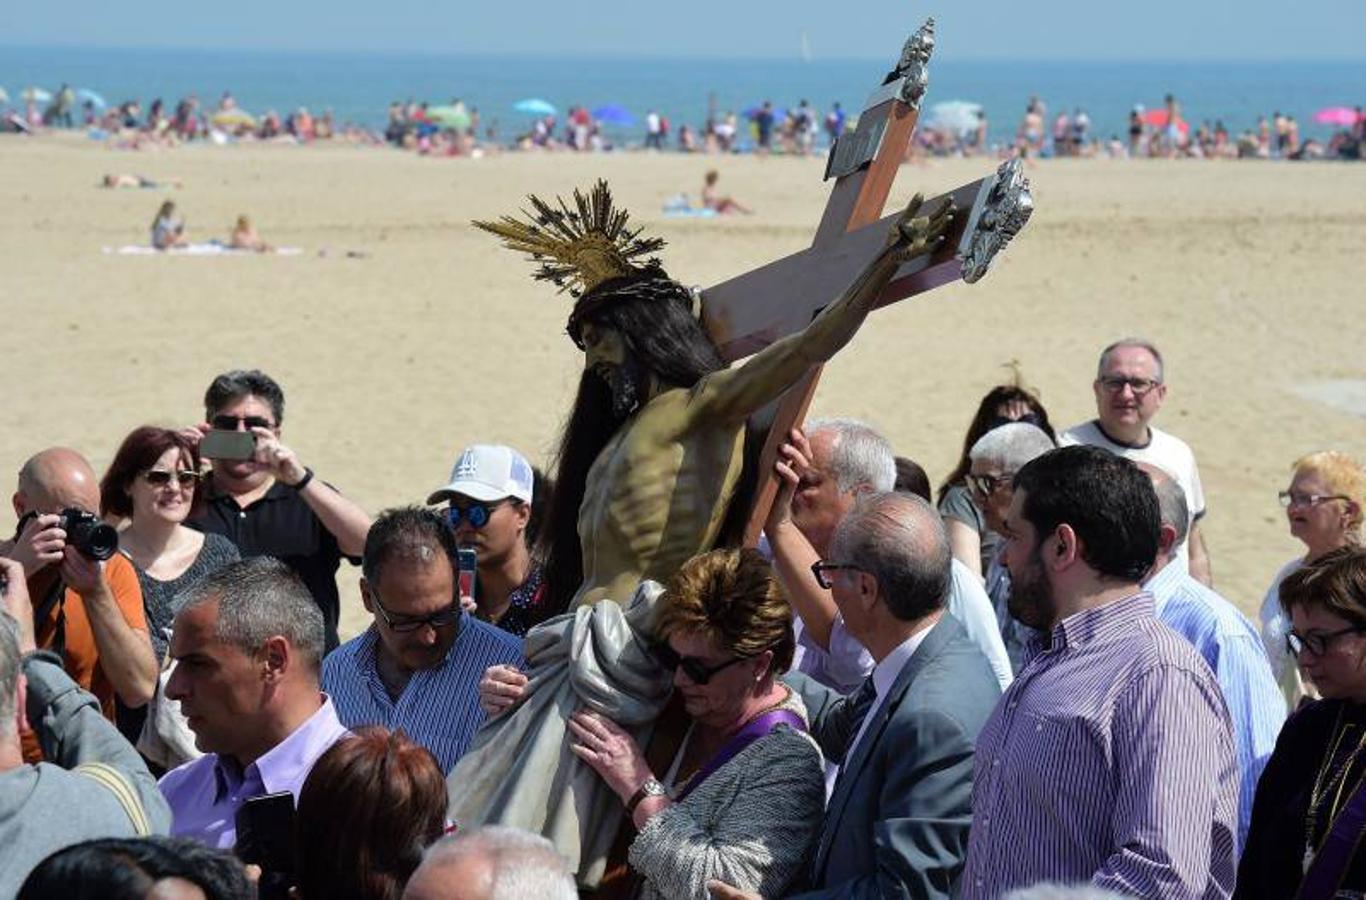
top-left (4, 0), bottom-right (1362, 61)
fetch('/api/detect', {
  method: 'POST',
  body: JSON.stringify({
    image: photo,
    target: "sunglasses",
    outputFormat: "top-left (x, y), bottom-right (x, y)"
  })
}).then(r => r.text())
top-left (372, 592), bottom-right (461, 633)
top-left (810, 560), bottom-right (861, 590)
top-left (967, 472), bottom-right (1014, 499)
top-left (144, 469), bottom-right (200, 488)
top-left (445, 499), bottom-right (510, 530)
top-left (653, 642), bottom-right (754, 686)
top-left (211, 414), bottom-right (275, 431)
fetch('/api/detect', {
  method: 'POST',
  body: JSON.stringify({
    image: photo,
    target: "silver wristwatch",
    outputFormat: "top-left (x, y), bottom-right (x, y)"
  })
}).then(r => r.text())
top-left (627, 777), bottom-right (667, 814)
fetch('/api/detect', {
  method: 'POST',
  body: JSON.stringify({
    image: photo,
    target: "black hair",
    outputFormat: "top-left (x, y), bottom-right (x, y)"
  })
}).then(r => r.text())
top-left (1012, 445), bottom-right (1160, 583)
top-left (540, 277), bottom-right (731, 612)
top-left (203, 368), bottom-right (286, 424)
top-left (19, 836), bottom-right (251, 900)
top-left (894, 456), bottom-right (932, 503)
top-left (363, 506), bottom-right (459, 586)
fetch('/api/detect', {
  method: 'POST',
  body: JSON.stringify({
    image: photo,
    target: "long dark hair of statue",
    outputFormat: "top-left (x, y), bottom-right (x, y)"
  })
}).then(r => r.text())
top-left (538, 275), bottom-right (757, 613)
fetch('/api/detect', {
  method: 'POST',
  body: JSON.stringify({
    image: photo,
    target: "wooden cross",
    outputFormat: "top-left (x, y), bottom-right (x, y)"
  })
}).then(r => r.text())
top-left (697, 18), bottom-right (1034, 545)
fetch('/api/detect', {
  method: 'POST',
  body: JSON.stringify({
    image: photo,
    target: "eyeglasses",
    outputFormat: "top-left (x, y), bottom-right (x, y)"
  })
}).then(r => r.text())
top-left (371, 592), bottom-right (461, 633)
top-left (653, 642), bottom-right (754, 686)
top-left (1286, 625), bottom-right (1366, 657)
top-left (1098, 376), bottom-right (1161, 397)
top-left (445, 500), bottom-right (510, 530)
top-left (143, 469), bottom-right (200, 488)
top-left (211, 414), bottom-right (274, 431)
top-left (1278, 491), bottom-right (1351, 509)
top-left (810, 560), bottom-right (861, 590)
top-left (966, 472), bottom-right (1013, 499)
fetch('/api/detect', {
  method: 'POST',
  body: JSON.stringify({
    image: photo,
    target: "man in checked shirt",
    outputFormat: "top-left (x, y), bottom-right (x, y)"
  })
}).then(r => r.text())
top-left (960, 445), bottom-right (1239, 899)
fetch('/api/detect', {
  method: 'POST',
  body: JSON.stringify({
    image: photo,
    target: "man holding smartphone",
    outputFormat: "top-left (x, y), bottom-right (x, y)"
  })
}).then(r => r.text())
top-left (186, 369), bottom-right (372, 652)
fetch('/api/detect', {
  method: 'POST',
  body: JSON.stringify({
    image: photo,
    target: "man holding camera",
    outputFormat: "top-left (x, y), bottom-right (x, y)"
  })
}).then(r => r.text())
top-left (2, 448), bottom-right (157, 759)
top-left (187, 370), bottom-right (372, 652)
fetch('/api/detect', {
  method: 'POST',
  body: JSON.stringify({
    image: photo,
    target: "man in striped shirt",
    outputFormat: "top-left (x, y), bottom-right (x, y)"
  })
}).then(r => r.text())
top-left (1143, 465), bottom-right (1285, 854)
top-left (961, 446), bottom-right (1238, 899)
top-left (322, 508), bottom-right (523, 771)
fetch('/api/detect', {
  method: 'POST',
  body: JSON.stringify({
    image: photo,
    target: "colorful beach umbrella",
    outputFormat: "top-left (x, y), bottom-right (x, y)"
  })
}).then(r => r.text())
top-left (22, 87), bottom-right (51, 103)
top-left (1140, 109), bottom-right (1189, 135)
top-left (1313, 106), bottom-right (1361, 127)
top-left (513, 98), bottom-right (556, 117)
top-left (926, 100), bottom-right (984, 135)
top-left (425, 105), bottom-right (471, 129)
top-left (76, 88), bottom-right (107, 109)
top-left (592, 104), bottom-right (634, 126)
top-left (211, 108), bottom-right (257, 128)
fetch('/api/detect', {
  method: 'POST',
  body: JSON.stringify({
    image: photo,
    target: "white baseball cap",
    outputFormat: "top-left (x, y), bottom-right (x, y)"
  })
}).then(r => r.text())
top-left (428, 444), bottom-right (534, 505)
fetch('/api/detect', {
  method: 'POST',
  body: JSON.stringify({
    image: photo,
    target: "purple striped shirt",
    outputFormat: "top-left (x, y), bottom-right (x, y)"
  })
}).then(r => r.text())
top-left (961, 592), bottom-right (1239, 899)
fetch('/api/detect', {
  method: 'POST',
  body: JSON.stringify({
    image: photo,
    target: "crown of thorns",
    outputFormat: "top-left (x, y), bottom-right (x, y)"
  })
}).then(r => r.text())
top-left (472, 180), bottom-right (668, 299)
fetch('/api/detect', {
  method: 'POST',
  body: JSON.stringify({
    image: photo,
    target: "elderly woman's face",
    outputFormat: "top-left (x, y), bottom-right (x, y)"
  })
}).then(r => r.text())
top-left (968, 457), bottom-right (1014, 535)
top-left (666, 628), bottom-right (766, 729)
top-left (1290, 602), bottom-right (1366, 701)
top-left (1286, 469), bottom-right (1356, 555)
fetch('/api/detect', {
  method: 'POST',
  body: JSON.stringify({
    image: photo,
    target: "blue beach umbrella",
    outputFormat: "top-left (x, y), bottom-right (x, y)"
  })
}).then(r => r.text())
top-left (513, 98), bottom-right (557, 117)
top-left (76, 88), bottom-right (107, 109)
top-left (22, 87), bottom-right (51, 103)
top-left (592, 104), bottom-right (634, 126)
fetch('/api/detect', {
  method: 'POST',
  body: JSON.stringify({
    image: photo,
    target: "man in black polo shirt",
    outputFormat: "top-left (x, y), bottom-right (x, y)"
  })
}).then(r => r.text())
top-left (186, 370), bottom-right (371, 651)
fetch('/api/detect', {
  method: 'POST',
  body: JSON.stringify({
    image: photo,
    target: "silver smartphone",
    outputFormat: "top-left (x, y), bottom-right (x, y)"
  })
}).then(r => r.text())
top-left (199, 429), bottom-right (256, 460)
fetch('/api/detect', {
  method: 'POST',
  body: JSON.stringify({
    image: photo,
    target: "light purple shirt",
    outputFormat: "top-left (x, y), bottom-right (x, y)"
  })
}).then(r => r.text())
top-left (158, 695), bottom-right (349, 848)
top-left (961, 593), bottom-right (1239, 899)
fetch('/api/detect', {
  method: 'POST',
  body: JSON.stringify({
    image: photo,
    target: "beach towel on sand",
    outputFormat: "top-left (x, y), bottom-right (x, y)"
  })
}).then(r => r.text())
top-left (447, 582), bottom-right (673, 887)
top-left (102, 243), bottom-right (302, 256)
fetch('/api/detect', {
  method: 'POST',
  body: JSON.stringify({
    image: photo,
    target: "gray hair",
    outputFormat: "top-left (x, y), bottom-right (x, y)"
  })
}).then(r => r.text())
top-left (831, 492), bottom-right (951, 622)
top-left (0, 611), bottom-right (19, 737)
top-left (176, 557), bottom-right (325, 671)
top-left (1150, 471), bottom-right (1191, 545)
top-left (807, 417), bottom-right (895, 493)
top-left (969, 423), bottom-right (1056, 471)
top-left (1098, 337), bottom-right (1165, 382)
top-left (423, 826), bottom-right (576, 900)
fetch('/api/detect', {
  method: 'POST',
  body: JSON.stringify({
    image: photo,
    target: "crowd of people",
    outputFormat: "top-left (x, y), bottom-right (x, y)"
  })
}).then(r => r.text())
top-left (1, 337), bottom-right (1363, 899)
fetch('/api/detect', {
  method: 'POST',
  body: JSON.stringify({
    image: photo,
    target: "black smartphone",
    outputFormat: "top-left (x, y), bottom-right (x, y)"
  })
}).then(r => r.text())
top-left (457, 547), bottom-right (477, 604)
top-left (236, 791), bottom-right (295, 899)
top-left (200, 429), bottom-right (257, 461)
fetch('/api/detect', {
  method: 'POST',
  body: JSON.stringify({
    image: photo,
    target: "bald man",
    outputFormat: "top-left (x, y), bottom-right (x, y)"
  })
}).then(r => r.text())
top-left (403, 826), bottom-right (577, 900)
top-left (3, 448), bottom-right (156, 754)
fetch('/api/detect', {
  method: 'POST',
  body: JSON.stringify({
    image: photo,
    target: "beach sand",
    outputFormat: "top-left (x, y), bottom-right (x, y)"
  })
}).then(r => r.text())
top-left (3, 133), bottom-right (1363, 638)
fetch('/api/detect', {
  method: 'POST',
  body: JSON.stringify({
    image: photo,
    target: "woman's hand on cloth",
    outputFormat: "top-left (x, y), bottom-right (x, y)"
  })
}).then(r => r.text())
top-left (568, 709), bottom-right (654, 801)
top-left (477, 664), bottom-right (528, 716)
top-left (707, 881), bottom-right (763, 900)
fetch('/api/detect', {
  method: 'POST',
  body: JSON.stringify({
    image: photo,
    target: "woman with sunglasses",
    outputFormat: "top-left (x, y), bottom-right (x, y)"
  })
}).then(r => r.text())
top-left (476, 549), bottom-right (823, 899)
top-left (937, 382), bottom-right (1055, 579)
top-left (100, 427), bottom-right (239, 668)
top-left (1238, 547), bottom-right (1366, 899)
top-left (1260, 452), bottom-right (1366, 710)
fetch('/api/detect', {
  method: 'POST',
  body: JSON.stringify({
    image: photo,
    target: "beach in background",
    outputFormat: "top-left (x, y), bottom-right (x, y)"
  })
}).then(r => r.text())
top-left (3, 133), bottom-right (1364, 638)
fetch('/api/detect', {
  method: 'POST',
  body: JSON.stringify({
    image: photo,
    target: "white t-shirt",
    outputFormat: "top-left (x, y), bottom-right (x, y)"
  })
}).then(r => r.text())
top-left (1260, 557), bottom-right (1308, 709)
top-left (1059, 419), bottom-right (1206, 567)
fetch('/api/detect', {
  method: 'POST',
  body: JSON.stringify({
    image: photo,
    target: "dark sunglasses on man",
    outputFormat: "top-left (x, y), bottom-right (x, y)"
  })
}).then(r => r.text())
top-left (445, 499), bottom-right (511, 530)
top-left (653, 642), bottom-right (756, 686)
top-left (371, 591), bottom-right (461, 633)
top-left (212, 414), bottom-right (275, 431)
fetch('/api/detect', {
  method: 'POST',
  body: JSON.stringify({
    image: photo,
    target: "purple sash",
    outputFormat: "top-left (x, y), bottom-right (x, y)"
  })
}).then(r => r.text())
top-left (1299, 778), bottom-right (1366, 899)
top-left (673, 709), bottom-right (806, 802)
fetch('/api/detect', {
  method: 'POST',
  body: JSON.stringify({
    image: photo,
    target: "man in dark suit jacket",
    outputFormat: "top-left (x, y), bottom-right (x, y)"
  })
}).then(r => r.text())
top-left (709, 492), bottom-right (1001, 900)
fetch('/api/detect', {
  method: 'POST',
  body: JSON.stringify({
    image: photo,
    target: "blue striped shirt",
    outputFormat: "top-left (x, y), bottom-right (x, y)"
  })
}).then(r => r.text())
top-left (321, 613), bottom-right (524, 771)
top-left (1145, 560), bottom-right (1287, 855)
top-left (961, 592), bottom-right (1239, 899)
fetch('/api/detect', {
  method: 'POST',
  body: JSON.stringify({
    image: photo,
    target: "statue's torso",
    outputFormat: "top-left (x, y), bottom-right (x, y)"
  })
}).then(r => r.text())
top-left (574, 386), bottom-right (744, 607)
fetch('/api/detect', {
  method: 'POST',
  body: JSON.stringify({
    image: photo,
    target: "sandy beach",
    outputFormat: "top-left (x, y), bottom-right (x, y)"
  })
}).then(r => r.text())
top-left (3, 134), bottom-right (1363, 638)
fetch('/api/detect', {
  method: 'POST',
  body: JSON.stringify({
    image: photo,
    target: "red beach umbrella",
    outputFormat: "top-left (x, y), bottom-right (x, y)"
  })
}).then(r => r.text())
top-left (1140, 109), bottom-right (1189, 135)
top-left (1314, 106), bottom-right (1361, 127)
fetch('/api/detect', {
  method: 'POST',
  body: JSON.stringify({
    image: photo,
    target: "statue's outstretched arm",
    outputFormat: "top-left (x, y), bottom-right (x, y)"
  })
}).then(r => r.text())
top-left (689, 194), bottom-right (953, 424)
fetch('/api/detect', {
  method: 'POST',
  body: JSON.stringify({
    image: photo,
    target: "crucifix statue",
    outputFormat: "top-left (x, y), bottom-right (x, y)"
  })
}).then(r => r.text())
top-left (447, 17), bottom-right (1034, 887)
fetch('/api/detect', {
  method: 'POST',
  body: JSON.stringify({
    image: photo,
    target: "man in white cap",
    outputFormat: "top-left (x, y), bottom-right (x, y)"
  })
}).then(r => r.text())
top-left (428, 445), bottom-right (547, 637)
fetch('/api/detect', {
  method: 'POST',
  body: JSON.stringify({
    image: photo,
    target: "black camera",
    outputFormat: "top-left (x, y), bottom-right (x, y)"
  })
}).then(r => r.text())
top-left (56, 508), bottom-right (119, 561)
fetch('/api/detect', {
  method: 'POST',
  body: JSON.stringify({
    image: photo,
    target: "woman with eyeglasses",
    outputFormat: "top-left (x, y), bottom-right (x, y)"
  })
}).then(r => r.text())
top-left (1260, 452), bottom-right (1366, 710)
top-left (1238, 547), bottom-right (1366, 899)
top-left (937, 382), bottom-right (1055, 579)
top-left (475, 549), bottom-right (823, 899)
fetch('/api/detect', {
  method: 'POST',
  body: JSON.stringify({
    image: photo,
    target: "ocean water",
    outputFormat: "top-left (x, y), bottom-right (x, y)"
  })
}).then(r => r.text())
top-left (3, 46), bottom-right (1363, 147)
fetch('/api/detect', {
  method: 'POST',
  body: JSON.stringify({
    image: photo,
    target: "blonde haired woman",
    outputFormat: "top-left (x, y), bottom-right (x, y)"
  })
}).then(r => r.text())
top-left (1261, 451), bottom-right (1366, 709)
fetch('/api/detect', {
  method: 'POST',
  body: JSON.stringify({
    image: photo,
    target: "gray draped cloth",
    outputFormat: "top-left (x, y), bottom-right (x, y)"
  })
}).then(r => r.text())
top-left (446, 582), bottom-right (674, 887)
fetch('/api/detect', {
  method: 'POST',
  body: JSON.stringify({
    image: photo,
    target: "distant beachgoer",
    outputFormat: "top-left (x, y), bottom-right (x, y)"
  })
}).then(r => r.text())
top-left (151, 200), bottom-right (188, 250)
top-left (229, 215), bottom-right (272, 253)
top-left (1164, 93), bottom-right (1182, 156)
top-left (825, 102), bottom-right (846, 141)
top-left (645, 109), bottom-right (663, 150)
top-left (701, 170), bottom-right (752, 215)
top-left (756, 101), bottom-right (775, 153)
top-left (103, 173), bottom-right (180, 190)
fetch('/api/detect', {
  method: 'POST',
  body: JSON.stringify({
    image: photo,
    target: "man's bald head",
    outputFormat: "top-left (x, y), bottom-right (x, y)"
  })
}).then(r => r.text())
top-left (15, 448), bottom-right (101, 515)
top-left (1138, 463), bottom-right (1189, 545)
top-left (402, 826), bottom-right (576, 900)
top-left (830, 491), bottom-right (951, 623)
